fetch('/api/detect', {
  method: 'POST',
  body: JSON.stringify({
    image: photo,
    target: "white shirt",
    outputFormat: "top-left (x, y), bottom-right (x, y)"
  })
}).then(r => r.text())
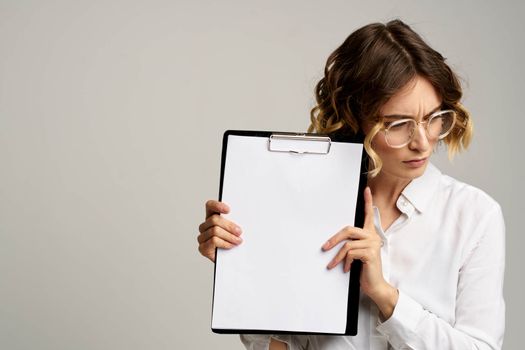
top-left (239, 163), bottom-right (505, 350)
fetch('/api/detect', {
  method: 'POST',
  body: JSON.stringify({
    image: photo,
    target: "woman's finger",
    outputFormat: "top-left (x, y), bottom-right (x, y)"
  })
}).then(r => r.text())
top-left (199, 237), bottom-right (236, 262)
top-left (326, 239), bottom-right (369, 269)
top-left (199, 214), bottom-right (242, 236)
top-left (322, 226), bottom-right (367, 251)
top-left (205, 200), bottom-right (230, 219)
top-left (344, 247), bottom-right (377, 264)
top-left (363, 187), bottom-right (375, 230)
top-left (343, 256), bottom-right (354, 273)
top-left (198, 225), bottom-right (243, 245)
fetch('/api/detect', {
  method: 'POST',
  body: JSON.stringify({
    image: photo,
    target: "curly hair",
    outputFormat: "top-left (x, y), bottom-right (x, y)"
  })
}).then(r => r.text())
top-left (308, 19), bottom-right (472, 177)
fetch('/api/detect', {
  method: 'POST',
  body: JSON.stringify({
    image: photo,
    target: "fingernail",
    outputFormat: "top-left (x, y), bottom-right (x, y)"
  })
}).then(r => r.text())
top-left (234, 226), bottom-right (242, 235)
top-left (322, 241), bottom-right (330, 250)
top-left (235, 236), bottom-right (243, 243)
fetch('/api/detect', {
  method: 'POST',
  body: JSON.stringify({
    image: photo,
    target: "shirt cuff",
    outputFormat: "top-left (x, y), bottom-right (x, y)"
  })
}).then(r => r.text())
top-left (376, 290), bottom-right (425, 348)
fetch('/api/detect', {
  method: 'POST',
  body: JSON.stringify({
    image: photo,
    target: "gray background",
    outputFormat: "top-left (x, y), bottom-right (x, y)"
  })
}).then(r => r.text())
top-left (1, 0), bottom-right (523, 349)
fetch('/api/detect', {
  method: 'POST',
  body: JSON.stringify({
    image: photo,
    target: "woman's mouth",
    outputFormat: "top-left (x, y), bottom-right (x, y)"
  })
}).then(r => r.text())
top-left (403, 157), bottom-right (427, 168)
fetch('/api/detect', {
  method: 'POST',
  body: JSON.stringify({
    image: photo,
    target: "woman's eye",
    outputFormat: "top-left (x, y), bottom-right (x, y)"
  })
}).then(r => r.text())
top-left (389, 121), bottom-right (409, 130)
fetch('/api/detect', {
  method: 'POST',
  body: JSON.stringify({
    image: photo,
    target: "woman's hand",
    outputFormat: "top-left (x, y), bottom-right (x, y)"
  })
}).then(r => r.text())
top-left (197, 200), bottom-right (243, 262)
top-left (321, 187), bottom-right (398, 319)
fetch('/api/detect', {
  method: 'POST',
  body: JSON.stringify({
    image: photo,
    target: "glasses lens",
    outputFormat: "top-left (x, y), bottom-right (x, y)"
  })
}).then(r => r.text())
top-left (428, 111), bottom-right (455, 139)
top-left (385, 120), bottom-right (415, 147)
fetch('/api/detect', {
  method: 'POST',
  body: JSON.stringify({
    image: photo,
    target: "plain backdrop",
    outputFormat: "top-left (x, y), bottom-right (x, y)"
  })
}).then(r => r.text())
top-left (1, 0), bottom-right (523, 349)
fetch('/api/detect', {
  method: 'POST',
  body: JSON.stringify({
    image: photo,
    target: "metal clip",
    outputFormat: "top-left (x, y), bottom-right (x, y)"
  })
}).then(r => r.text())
top-left (268, 133), bottom-right (331, 154)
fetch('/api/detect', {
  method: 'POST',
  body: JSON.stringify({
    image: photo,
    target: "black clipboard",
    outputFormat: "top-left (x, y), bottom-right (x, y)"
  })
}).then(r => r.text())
top-left (211, 130), bottom-right (368, 336)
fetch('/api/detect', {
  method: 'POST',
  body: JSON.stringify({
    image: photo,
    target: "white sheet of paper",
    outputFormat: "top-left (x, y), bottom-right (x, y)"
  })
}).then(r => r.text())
top-left (212, 135), bottom-right (363, 333)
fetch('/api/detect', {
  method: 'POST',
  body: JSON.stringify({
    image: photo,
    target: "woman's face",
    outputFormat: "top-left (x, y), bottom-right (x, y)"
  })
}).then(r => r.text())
top-left (370, 75), bottom-right (442, 181)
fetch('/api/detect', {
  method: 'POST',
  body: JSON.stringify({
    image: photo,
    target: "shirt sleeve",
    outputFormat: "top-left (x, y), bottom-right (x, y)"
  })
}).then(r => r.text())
top-left (239, 334), bottom-right (309, 350)
top-left (376, 204), bottom-right (506, 350)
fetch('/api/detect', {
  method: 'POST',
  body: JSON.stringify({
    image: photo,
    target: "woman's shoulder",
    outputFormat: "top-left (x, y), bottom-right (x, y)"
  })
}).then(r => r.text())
top-left (434, 165), bottom-right (502, 216)
top-left (431, 165), bottom-right (505, 261)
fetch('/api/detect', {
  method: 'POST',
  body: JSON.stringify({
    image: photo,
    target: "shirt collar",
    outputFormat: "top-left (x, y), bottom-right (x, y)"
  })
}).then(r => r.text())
top-left (400, 162), bottom-right (442, 214)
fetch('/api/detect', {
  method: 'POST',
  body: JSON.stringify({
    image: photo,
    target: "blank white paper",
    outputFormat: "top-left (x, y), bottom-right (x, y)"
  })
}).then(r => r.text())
top-left (212, 134), bottom-right (363, 333)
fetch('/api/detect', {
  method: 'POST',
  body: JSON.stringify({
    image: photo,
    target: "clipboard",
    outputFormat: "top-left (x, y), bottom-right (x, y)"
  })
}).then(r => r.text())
top-left (211, 130), bottom-right (367, 336)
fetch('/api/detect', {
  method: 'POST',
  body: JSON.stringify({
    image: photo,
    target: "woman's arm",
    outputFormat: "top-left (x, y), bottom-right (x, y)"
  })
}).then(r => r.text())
top-left (376, 204), bottom-right (506, 350)
top-left (240, 335), bottom-right (306, 350)
top-left (322, 188), bottom-right (505, 349)
top-left (323, 187), bottom-right (400, 319)
top-left (269, 338), bottom-right (287, 350)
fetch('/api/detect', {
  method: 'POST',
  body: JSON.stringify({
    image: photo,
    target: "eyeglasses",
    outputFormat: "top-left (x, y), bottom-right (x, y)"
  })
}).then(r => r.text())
top-left (382, 109), bottom-right (456, 148)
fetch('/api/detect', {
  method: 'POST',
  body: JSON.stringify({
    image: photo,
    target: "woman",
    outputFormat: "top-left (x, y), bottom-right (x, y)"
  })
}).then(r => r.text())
top-left (197, 19), bottom-right (505, 350)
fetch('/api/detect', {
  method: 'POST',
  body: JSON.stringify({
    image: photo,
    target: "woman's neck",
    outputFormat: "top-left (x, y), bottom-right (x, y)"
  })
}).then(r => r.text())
top-left (367, 170), bottom-right (411, 210)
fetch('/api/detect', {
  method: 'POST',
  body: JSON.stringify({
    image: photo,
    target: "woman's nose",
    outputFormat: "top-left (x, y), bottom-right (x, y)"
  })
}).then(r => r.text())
top-left (408, 123), bottom-right (430, 152)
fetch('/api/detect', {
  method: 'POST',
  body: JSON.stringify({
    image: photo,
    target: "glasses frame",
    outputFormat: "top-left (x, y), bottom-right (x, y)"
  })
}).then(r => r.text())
top-left (382, 109), bottom-right (457, 148)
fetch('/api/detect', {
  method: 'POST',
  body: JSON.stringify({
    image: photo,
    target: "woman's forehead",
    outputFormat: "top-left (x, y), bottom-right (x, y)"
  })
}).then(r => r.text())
top-left (380, 76), bottom-right (442, 116)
